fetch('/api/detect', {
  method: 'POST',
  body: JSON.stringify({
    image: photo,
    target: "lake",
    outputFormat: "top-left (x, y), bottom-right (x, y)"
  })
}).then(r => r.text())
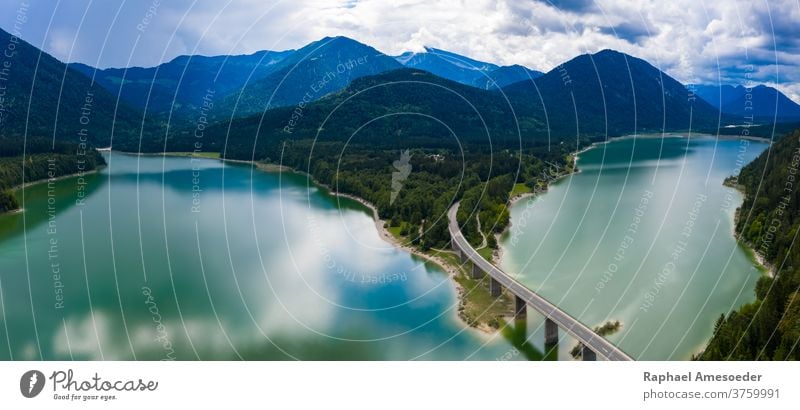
top-left (0, 135), bottom-right (768, 361)
top-left (500, 135), bottom-right (768, 360)
top-left (0, 152), bottom-right (516, 360)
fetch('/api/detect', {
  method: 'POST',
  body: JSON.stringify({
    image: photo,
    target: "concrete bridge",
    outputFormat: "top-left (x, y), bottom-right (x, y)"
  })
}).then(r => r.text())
top-left (448, 203), bottom-right (633, 361)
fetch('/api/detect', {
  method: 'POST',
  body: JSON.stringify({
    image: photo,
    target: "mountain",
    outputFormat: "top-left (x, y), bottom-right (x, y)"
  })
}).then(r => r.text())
top-left (477, 64), bottom-right (543, 89)
top-left (691, 84), bottom-right (742, 109)
top-left (71, 36), bottom-right (405, 122)
top-left (198, 69), bottom-right (534, 160)
top-left (504, 49), bottom-right (722, 137)
top-left (0, 27), bottom-right (148, 147)
top-left (0, 27), bottom-right (747, 155)
top-left (215, 36), bottom-right (403, 118)
top-left (196, 49), bottom-right (732, 159)
top-left (700, 127), bottom-right (800, 360)
top-left (693, 84), bottom-right (800, 121)
top-left (721, 85), bottom-right (800, 121)
top-left (395, 47), bottom-right (499, 85)
top-left (395, 47), bottom-right (542, 90)
top-left (70, 49), bottom-right (294, 119)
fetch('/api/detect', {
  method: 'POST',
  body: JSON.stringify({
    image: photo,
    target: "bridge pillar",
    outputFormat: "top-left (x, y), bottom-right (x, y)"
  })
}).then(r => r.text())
top-left (544, 318), bottom-right (558, 346)
top-left (489, 277), bottom-right (502, 297)
top-left (471, 263), bottom-right (484, 279)
top-left (582, 346), bottom-right (597, 361)
top-left (514, 295), bottom-right (527, 319)
top-left (459, 250), bottom-right (469, 264)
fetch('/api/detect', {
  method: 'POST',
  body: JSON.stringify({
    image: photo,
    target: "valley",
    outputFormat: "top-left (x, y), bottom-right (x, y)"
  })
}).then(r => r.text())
top-left (1, 25), bottom-right (799, 361)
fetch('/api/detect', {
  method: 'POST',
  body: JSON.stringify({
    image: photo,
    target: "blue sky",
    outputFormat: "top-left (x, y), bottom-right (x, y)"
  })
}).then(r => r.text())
top-left (1, 0), bottom-right (798, 101)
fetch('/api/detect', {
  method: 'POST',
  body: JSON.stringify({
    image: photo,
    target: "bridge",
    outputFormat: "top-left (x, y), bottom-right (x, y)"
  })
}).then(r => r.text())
top-left (447, 203), bottom-right (633, 361)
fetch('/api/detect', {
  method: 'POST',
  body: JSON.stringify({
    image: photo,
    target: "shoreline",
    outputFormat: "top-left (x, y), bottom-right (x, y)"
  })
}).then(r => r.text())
top-left (15, 166), bottom-right (104, 191)
top-left (570, 134), bottom-right (773, 278)
top-left (605, 131), bottom-right (770, 142)
top-left (722, 179), bottom-right (774, 277)
top-left (496, 154), bottom-right (579, 264)
top-left (1, 166), bottom-right (104, 216)
top-left (233, 159), bottom-right (499, 334)
top-left (315, 181), bottom-right (505, 334)
top-left (573, 132), bottom-right (772, 162)
top-left (500, 135), bottom-right (772, 359)
top-left (109, 137), bottom-right (773, 338)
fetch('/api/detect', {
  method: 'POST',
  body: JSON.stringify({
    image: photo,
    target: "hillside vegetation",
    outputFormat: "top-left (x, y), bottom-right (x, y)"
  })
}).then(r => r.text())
top-left (0, 138), bottom-right (105, 213)
top-left (0, 28), bottom-right (155, 149)
top-left (701, 128), bottom-right (800, 360)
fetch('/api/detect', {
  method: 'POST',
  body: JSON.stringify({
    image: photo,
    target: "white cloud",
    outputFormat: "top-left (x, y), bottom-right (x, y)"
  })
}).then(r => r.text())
top-left (2, 0), bottom-right (798, 101)
top-left (47, 28), bottom-right (76, 61)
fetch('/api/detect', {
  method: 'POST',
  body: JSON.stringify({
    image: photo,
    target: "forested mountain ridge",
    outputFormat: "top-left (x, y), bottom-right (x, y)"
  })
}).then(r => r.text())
top-left (70, 49), bottom-right (295, 119)
top-left (0, 27), bottom-right (150, 148)
top-left (213, 36), bottom-right (403, 119)
top-left (0, 26), bottom-right (133, 213)
top-left (693, 84), bottom-right (800, 122)
top-left (195, 68), bottom-right (551, 161)
top-left (185, 48), bottom-right (734, 161)
top-left (692, 84), bottom-right (743, 109)
top-left (5, 26), bottom-right (733, 156)
top-left (700, 128), bottom-right (800, 360)
top-left (2, 26), bottom-right (781, 160)
top-left (504, 49), bottom-right (723, 137)
top-left (194, 68), bottom-right (568, 254)
top-left (475, 64), bottom-right (543, 90)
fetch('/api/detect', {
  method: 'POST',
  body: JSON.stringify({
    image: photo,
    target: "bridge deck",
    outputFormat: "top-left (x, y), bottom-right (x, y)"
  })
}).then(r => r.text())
top-left (447, 203), bottom-right (633, 361)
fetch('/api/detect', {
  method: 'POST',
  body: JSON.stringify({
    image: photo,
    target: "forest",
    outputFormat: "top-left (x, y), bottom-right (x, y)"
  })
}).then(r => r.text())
top-left (700, 128), bottom-right (800, 360)
top-left (269, 139), bottom-right (570, 252)
top-left (0, 138), bottom-right (105, 213)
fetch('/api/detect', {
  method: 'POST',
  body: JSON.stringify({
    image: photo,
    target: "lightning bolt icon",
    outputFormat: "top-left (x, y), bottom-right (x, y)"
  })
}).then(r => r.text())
top-left (28, 372), bottom-right (38, 394)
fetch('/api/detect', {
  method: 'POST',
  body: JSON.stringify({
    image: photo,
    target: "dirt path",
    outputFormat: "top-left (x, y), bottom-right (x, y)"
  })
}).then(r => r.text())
top-left (475, 214), bottom-right (488, 250)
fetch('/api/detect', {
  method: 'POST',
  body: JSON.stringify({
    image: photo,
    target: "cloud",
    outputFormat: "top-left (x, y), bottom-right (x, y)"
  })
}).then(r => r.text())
top-left (538, 0), bottom-right (597, 13)
top-left (46, 29), bottom-right (76, 61)
top-left (0, 0), bottom-right (798, 102)
top-left (599, 22), bottom-right (657, 44)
